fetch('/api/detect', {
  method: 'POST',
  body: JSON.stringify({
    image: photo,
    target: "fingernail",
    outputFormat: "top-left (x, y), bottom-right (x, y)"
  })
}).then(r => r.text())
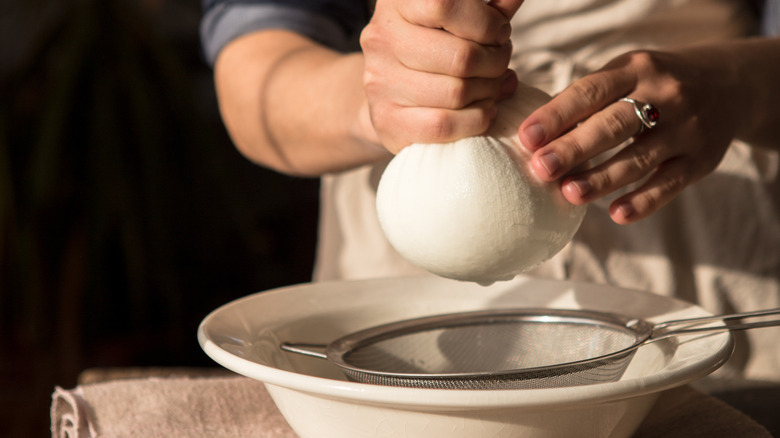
top-left (523, 123), bottom-right (545, 148)
top-left (498, 23), bottom-right (512, 44)
top-left (538, 152), bottom-right (561, 177)
top-left (615, 203), bottom-right (635, 220)
top-left (568, 178), bottom-right (592, 198)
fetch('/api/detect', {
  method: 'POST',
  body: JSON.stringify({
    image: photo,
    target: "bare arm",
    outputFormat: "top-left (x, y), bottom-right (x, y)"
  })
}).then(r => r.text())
top-left (212, 0), bottom-right (524, 177)
top-left (214, 30), bottom-right (387, 177)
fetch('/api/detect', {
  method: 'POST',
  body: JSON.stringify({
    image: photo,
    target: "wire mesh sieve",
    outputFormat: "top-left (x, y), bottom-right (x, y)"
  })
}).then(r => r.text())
top-left (280, 307), bottom-right (780, 390)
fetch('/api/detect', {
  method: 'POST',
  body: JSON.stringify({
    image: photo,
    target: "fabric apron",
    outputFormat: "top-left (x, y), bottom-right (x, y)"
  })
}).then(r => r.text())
top-left (312, 0), bottom-right (780, 381)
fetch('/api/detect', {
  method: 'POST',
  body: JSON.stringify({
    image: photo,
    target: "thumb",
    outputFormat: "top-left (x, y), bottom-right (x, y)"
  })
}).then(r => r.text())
top-left (487, 0), bottom-right (525, 18)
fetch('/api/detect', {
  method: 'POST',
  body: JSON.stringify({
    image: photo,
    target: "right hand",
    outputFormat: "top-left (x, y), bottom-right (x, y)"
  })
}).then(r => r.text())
top-left (360, 0), bottom-right (526, 153)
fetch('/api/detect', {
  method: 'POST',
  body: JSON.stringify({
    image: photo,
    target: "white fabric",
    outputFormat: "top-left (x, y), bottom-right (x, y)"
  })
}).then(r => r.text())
top-left (312, 0), bottom-right (780, 381)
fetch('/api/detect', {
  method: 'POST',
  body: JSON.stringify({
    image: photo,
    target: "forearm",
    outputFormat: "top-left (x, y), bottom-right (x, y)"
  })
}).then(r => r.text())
top-left (214, 30), bottom-right (389, 177)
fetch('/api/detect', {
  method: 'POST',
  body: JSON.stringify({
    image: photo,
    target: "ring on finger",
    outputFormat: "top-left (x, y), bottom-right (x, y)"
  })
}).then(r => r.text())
top-left (619, 97), bottom-right (660, 136)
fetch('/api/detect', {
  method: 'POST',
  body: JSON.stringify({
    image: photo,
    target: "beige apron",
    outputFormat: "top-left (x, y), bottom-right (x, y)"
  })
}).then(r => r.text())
top-left (313, 0), bottom-right (780, 381)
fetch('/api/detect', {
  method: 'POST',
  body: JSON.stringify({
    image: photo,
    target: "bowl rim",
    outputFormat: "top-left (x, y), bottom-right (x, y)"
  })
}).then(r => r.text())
top-left (198, 276), bottom-right (734, 410)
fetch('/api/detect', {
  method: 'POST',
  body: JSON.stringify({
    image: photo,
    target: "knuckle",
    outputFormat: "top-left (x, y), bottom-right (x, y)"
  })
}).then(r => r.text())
top-left (538, 105), bottom-right (567, 133)
top-left (656, 73), bottom-right (686, 108)
top-left (595, 170), bottom-right (614, 192)
top-left (449, 44), bottom-right (480, 77)
top-left (425, 107), bottom-right (492, 142)
top-left (663, 75), bottom-right (685, 100)
top-left (636, 191), bottom-right (661, 214)
top-left (640, 166), bottom-right (688, 212)
top-left (661, 166), bottom-right (688, 194)
top-left (557, 135), bottom-right (586, 164)
top-left (627, 50), bottom-right (655, 69)
top-left (601, 109), bottom-right (633, 140)
top-left (359, 23), bottom-right (380, 51)
top-left (629, 148), bottom-right (660, 174)
top-left (444, 80), bottom-right (470, 108)
top-left (625, 50), bottom-right (663, 76)
top-left (641, 188), bottom-right (668, 213)
top-left (569, 77), bottom-right (609, 108)
top-left (362, 68), bottom-right (383, 96)
top-left (426, 111), bottom-right (456, 140)
top-left (362, 66), bottom-right (377, 86)
top-left (626, 50), bottom-right (689, 106)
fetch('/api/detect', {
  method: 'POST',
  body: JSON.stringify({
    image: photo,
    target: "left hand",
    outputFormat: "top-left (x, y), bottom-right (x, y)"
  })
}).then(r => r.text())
top-left (517, 49), bottom-right (744, 224)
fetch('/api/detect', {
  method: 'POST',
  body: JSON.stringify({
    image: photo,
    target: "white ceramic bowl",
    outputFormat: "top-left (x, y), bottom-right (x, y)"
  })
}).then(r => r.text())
top-left (198, 275), bottom-right (733, 438)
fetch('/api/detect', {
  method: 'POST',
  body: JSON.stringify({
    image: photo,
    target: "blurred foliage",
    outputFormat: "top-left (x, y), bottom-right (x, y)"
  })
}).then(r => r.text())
top-left (0, 0), bottom-right (319, 435)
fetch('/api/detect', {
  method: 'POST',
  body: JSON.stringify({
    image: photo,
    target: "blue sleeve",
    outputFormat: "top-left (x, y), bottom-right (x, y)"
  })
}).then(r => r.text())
top-left (763, 0), bottom-right (780, 35)
top-left (200, 0), bottom-right (371, 66)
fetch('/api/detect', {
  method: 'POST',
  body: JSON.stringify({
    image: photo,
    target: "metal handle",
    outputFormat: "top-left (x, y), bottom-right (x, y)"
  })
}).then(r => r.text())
top-left (279, 342), bottom-right (328, 360)
top-left (650, 308), bottom-right (780, 342)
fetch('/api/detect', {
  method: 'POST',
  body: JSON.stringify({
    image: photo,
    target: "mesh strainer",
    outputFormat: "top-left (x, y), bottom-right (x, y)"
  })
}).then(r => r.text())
top-left (280, 307), bottom-right (780, 389)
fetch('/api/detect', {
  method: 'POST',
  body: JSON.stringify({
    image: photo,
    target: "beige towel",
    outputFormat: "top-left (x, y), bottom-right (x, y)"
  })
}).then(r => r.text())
top-left (51, 374), bottom-right (771, 438)
top-left (51, 376), bottom-right (296, 438)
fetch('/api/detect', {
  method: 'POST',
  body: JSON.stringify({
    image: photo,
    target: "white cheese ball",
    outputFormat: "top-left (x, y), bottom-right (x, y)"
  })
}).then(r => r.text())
top-left (376, 82), bottom-right (586, 285)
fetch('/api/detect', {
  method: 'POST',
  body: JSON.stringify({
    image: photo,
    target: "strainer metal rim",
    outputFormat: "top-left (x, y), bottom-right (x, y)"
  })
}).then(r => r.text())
top-left (281, 306), bottom-right (780, 389)
top-left (289, 308), bottom-right (655, 380)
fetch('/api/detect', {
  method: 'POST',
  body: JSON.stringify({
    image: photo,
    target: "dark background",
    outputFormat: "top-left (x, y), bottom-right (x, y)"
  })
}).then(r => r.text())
top-left (3, 2), bottom-right (780, 438)
top-left (0, 0), bottom-right (321, 436)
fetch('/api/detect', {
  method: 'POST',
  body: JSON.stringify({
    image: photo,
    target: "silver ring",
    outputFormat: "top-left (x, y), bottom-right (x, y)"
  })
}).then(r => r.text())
top-left (619, 97), bottom-right (659, 135)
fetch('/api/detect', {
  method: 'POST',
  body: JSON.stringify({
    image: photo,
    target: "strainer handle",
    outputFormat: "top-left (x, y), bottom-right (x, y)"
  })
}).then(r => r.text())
top-left (654, 308), bottom-right (780, 330)
top-left (650, 308), bottom-right (780, 342)
top-left (280, 342), bottom-right (328, 359)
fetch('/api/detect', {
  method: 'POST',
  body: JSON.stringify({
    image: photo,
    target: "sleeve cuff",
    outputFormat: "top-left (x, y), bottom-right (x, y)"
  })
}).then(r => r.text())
top-left (200, 3), bottom-right (361, 66)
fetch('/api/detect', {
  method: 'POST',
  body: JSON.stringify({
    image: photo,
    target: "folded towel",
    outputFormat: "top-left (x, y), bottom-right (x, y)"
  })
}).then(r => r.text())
top-left (51, 371), bottom-right (771, 438)
top-left (51, 375), bottom-right (296, 438)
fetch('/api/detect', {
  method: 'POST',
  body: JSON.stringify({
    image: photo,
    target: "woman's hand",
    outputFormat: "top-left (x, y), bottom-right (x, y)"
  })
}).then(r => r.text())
top-left (518, 49), bottom-right (751, 225)
top-left (361, 0), bottom-right (525, 153)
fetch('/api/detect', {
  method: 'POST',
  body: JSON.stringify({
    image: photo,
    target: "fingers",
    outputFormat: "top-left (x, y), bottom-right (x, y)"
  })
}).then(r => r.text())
top-left (527, 98), bottom-right (649, 181)
top-left (514, 49), bottom-right (739, 224)
top-left (514, 51), bottom-right (672, 224)
top-left (364, 63), bottom-right (518, 151)
top-left (362, 4), bottom-right (513, 79)
top-left (560, 134), bottom-right (666, 204)
top-left (607, 156), bottom-right (690, 224)
top-left (372, 99), bottom-right (502, 145)
top-left (398, 0), bottom-right (514, 45)
top-left (519, 70), bottom-right (636, 150)
top-left (361, 0), bottom-right (520, 151)
top-left (382, 69), bottom-right (518, 109)
top-left (528, 95), bottom-right (680, 225)
top-left (395, 24), bottom-right (513, 78)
